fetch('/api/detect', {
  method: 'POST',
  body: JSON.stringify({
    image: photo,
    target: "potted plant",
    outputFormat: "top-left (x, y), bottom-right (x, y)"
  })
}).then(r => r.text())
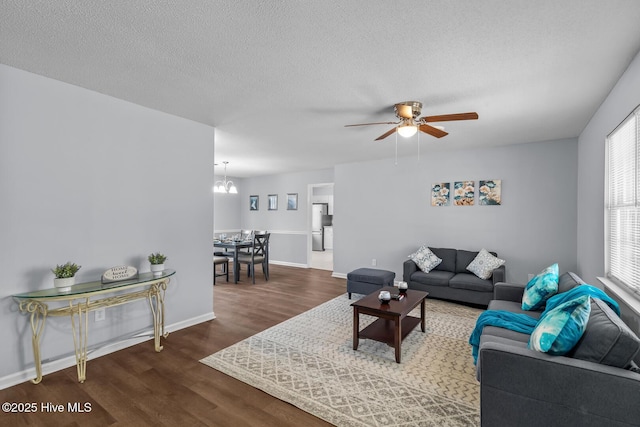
top-left (148, 253), bottom-right (167, 276)
top-left (52, 262), bottom-right (81, 291)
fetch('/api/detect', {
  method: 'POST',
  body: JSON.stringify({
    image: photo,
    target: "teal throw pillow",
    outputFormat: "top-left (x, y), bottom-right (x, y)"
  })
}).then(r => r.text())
top-left (522, 263), bottom-right (559, 311)
top-left (529, 294), bottom-right (591, 355)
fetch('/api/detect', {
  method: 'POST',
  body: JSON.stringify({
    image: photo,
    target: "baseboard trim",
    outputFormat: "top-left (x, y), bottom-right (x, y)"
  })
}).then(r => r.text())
top-left (332, 272), bottom-right (347, 279)
top-left (270, 260), bottom-right (308, 268)
top-left (0, 311), bottom-right (215, 390)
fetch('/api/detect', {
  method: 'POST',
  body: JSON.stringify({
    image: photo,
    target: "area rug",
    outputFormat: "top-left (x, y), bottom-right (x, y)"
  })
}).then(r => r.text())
top-left (200, 294), bottom-right (483, 426)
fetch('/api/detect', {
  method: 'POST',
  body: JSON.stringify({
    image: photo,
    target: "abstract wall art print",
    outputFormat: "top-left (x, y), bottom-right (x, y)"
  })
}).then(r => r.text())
top-left (431, 182), bottom-right (451, 206)
top-left (454, 181), bottom-right (475, 206)
top-left (249, 195), bottom-right (259, 211)
top-left (479, 180), bottom-right (502, 205)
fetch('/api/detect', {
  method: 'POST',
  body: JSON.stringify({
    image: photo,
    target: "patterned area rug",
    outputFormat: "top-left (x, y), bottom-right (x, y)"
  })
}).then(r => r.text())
top-left (200, 294), bottom-right (483, 426)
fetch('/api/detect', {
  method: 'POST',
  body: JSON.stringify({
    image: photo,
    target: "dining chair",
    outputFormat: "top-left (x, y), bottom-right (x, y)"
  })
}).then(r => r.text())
top-left (213, 255), bottom-right (229, 284)
top-left (237, 232), bottom-right (270, 284)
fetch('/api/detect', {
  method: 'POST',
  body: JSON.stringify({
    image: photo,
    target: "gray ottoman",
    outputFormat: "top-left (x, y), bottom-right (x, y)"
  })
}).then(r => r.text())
top-left (347, 268), bottom-right (396, 299)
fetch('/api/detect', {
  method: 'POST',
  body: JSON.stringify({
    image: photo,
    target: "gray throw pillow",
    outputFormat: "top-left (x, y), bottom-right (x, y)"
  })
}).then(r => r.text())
top-left (571, 298), bottom-right (640, 368)
top-left (466, 248), bottom-right (505, 280)
top-left (409, 245), bottom-right (442, 273)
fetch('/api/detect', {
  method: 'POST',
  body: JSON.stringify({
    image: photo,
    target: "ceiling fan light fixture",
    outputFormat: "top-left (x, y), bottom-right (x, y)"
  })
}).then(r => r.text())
top-left (397, 123), bottom-right (418, 138)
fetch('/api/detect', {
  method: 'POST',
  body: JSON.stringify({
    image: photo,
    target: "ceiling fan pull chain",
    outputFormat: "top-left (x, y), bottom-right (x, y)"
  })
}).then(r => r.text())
top-left (395, 130), bottom-right (398, 165)
top-left (417, 130), bottom-right (421, 162)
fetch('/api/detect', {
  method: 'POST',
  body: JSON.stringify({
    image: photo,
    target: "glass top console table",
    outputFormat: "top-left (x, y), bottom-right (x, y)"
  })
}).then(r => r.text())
top-left (13, 270), bottom-right (176, 384)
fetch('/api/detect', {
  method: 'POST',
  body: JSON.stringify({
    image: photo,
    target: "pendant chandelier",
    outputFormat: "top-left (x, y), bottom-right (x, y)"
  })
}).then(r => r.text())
top-left (213, 161), bottom-right (238, 194)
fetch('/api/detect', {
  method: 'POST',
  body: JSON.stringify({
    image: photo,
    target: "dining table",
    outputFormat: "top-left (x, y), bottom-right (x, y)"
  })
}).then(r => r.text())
top-left (214, 239), bottom-right (254, 283)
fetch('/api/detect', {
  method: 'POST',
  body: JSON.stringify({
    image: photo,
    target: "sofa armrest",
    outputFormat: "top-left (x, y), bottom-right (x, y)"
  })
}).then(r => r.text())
top-left (479, 341), bottom-right (640, 427)
top-left (491, 265), bottom-right (505, 285)
top-left (493, 281), bottom-right (525, 302)
top-left (403, 259), bottom-right (418, 282)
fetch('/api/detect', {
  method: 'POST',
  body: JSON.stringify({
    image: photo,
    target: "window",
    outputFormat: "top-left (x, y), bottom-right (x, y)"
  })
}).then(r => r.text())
top-left (606, 105), bottom-right (640, 299)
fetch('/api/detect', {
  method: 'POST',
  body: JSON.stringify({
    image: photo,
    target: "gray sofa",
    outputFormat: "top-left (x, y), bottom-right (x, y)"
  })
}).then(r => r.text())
top-left (478, 272), bottom-right (640, 427)
top-left (403, 247), bottom-right (505, 306)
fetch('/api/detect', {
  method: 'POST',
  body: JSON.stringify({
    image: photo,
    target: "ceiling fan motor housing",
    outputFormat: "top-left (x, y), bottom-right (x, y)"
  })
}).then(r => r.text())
top-left (395, 101), bottom-right (422, 120)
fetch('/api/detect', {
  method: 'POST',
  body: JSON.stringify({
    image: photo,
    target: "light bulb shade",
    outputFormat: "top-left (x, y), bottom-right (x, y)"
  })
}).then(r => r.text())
top-left (397, 124), bottom-right (418, 138)
top-left (214, 161), bottom-right (238, 193)
top-left (213, 180), bottom-right (237, 193)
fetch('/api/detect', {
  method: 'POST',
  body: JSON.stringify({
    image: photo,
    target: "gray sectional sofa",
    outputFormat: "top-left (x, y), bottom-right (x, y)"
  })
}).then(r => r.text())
top-left (478, 272), bottom-right (640, 427)
top-left (403, 247), bottom-right (505, 306)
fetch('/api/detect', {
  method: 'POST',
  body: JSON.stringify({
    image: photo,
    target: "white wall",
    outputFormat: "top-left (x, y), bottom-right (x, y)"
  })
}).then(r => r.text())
top-left (577, 48), bottom-right (640, 341)
top-left (239, 169), bottom-right (334, 266)
top-left (213, 175), bottom-right (243, 232)
top-left (577, 49), bottom-right (640, 284)
top-left (0, 64), bottom-right (214, 382)
top-left (334, 139), bottom-right (579, 283)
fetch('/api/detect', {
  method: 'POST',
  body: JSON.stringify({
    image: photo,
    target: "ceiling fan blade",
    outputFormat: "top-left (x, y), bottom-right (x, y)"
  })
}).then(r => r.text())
top-left (419, 124), bottom-right (448, 138)
top-left (375, 127), bottom-right (398, 141)
top-left (422, 112), bottom-right (479, 122)
top-left (344, 121), bottom-right (398, 127)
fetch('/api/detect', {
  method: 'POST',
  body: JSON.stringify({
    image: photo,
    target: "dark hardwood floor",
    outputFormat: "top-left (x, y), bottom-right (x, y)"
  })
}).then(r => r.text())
top-left (0, 265), bottom-right (346, 426)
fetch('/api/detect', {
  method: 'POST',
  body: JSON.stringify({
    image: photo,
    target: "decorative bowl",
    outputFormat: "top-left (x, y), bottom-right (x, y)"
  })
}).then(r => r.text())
top-left (378, 290), bottom-right (391, 303)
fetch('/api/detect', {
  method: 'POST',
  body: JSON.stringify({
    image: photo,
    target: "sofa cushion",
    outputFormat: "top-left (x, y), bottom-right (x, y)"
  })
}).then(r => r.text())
top-left (449, 273), bottom-right (494, 292)
top-left (557, 271), bottom-right (584, 294)
top-left (456, 250), bottom-right (478, 273)
top-left (522, 263), bottom-right (559, 311)
top-left (466, 248), bottom-right (506, 280)
top-left (429, 247), bottom-right (456, 272)
top-left (488, 300), bottom-right (543, 320)
top-left (571, 297), bottom-right (640, 368)
top-left (481, 325), bottom-right (532, 343)
top-left (410, 270), bottom-right (454, 287)
top-left (408, 245), bottom-right (442, 273)
top-left (529, 294), bottom-right (591, 355)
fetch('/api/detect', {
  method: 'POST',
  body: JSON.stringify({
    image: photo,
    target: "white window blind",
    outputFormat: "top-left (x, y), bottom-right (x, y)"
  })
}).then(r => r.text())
top-left (606, 105), bottom-right (640, 298)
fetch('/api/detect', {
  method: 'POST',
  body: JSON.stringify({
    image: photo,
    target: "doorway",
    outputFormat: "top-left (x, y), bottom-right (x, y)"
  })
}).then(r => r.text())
top-left (308, 183), bottom-right (334, 271)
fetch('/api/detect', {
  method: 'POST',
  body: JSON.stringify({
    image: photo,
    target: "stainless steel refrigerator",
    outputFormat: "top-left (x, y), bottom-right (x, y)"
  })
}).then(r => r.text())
top-left (312, 203), bottom-right (328, 251)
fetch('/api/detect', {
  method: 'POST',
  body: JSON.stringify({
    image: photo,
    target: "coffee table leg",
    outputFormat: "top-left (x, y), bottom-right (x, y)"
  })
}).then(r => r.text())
top-left (395, 317), bottom-right (401, 363)
top-left (421, 298), bottom-right (426, 332)
top-left (352, 308), bottom-right (359, 351)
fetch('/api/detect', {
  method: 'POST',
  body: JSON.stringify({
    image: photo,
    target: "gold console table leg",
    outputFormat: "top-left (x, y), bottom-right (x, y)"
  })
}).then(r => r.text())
top-left (20, 301), bottom-right (48, 384)
top-left (69, 299), bottom-right (89, 383)
top-left (148, 281), bottom-right (169, 352)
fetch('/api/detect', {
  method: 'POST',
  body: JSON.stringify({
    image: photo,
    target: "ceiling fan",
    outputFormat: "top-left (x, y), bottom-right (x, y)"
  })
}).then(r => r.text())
top-left (345, 101), bottom-right (478, 140)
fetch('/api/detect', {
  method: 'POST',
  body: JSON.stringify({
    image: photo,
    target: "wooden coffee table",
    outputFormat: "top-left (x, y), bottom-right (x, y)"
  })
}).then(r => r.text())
top-left (351, 287), bottom-right (429, 363)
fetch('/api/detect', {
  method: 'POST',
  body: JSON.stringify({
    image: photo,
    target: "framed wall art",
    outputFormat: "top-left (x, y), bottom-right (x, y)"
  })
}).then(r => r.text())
top-left (268, 194), bottom-right (278, 210)
top-left (454, 181), bottom-right (475, 206)
top-left (249, 195), bottom-right (259, 211)
top-left (479, 180), bottom-right (502, 205)
top-left (287, 193), bottom-right (298, 210)
top-left (431, 182), bottom-right (450, 206)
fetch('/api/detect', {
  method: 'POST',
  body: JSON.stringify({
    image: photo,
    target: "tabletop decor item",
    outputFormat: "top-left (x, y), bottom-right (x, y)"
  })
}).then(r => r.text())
top-left (148, 252), bottom-right (167, 276)
top-left (52, 261), bottom-right (81, 291)
top-left (378, 290), bottom-right (391, 303)
top-left (398, 281), bottom-right (409, 293)
top-left (101, 265), bottom-right (138, 284)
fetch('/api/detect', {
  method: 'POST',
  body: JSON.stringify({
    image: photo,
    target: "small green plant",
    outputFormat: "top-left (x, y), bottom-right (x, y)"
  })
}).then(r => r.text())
top-left (52, 262), bottom-right (81, 278)
top-left (148, 253), bottom-right (167, 265)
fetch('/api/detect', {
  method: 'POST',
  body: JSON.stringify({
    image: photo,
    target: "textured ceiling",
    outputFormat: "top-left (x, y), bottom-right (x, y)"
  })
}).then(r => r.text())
top-left (2, 1), bottom-right (640, 177)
